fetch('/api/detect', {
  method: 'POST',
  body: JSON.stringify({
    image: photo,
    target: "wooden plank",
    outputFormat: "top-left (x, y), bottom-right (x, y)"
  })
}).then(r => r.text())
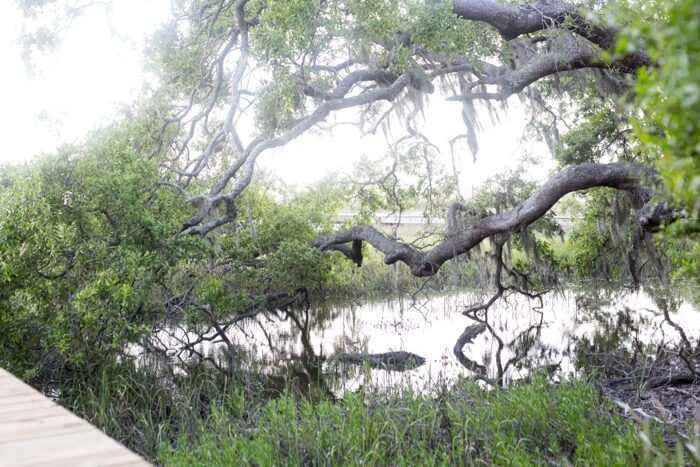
top-left (0, 392), bottom-right (53, 407)
top-left (31, 450), bottom-right (151, 467)
top-left (0, 432), bottom-right (140, 466)
top-left (0, 368), bottom-right (150, 467)
top-left (0, 405), bottom-right (67, 423)
top-left (0, 412), bottom-right (92, 443)
top-left (0, 398), bottom-right (57, 416)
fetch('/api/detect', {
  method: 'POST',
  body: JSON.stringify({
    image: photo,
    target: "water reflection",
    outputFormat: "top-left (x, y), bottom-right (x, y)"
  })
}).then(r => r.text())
top-left (142, 285), bottom-right (700, 397)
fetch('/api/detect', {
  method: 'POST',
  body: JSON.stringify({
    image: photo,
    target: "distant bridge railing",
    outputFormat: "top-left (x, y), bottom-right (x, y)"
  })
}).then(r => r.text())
top-left (335, 213), bottom-right (575, 227)
top-left (335, 213), bottom-right (444, 226)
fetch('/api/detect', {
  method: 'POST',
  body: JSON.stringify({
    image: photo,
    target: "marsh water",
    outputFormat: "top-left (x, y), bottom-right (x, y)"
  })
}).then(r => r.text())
top-left (147, 284), bottom-right (700, 396)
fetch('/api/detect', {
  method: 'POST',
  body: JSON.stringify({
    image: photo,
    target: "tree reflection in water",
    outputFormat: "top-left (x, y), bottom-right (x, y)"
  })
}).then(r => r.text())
top-left (139, 284), bottom-right (699, 398)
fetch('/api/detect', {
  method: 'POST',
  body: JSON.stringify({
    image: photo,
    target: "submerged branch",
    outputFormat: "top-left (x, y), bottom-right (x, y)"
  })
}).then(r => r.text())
top-left (453, 322), bottom-right (490, 381)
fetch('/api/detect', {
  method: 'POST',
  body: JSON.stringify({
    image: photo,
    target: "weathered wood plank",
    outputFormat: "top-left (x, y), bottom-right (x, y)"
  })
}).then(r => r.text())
top-left (0, 413), bottom-right (92, 443)
top-left (1, 433), bottom-right (138, 466)
top-left (0, 398), bottom-right (57, 415)
top-left (0, 368), bottom-right (150, 467)
top-left (0, 405), bottom-right (67, 423)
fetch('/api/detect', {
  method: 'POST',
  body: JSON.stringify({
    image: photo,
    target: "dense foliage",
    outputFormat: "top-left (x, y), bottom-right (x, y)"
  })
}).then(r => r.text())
top-left (0, 117), bottom-right (193, 381)
top-left (633, 0), bottom-right (700, 221)
top-left (0, 116), bottom-right (350, 385)
top-left (631, 0), bottom-right (700, 281)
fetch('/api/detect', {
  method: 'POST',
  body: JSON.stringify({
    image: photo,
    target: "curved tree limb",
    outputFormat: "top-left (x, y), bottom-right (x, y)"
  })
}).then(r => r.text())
top-left (449, 48), bottom-right (600, 101)
top-left (180, 73), bottom-right (414, 236)
top-left (313, 162), bottom-right (671, 277)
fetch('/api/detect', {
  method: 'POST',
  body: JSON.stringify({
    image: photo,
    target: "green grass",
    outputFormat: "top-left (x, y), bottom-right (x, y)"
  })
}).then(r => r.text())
top-left (58, 362), bottom-right (698, 466)
top-left (156, 376), bottom-right (678, 466)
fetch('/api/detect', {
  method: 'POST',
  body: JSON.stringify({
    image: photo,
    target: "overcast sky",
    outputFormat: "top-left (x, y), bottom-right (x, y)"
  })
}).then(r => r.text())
top-left (0, 1), bottom-right (169, 163)
top-left (0, 1), bottom-right (551, 193)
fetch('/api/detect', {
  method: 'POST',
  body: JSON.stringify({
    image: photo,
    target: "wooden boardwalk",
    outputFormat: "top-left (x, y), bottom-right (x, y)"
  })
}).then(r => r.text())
top-left (0, 368), bottom-right (150, 467)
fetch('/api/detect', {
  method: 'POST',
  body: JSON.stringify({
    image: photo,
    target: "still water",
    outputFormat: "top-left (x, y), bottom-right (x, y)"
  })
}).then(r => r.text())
top-left (148, 285), bottom-right (700, 396)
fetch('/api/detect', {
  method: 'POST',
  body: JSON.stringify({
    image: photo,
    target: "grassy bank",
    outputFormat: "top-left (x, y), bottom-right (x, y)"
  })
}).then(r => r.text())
top-left (59, 363), bottom-right (695, 466)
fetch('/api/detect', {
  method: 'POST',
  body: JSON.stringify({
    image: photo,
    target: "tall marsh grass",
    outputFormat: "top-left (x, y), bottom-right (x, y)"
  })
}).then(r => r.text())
top-left (58, 362), bottom-right (695, 465)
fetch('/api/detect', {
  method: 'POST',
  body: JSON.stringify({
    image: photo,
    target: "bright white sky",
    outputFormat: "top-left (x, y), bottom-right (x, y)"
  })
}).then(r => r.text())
top-left (0, 0), bottom-right (170, 163)
top-left (0, 0), bottom-right (551, 193)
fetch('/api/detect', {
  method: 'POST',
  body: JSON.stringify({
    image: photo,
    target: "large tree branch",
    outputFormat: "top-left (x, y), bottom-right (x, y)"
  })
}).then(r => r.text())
top-left (453, 0), bottom-right (605, 42)
top-left (314, 162), bottom-right (669, 277)
top-left (302, 69), bottom-right (400, 100)
top-left (450, 0), bottom-right (648, 69)
top-left (452, 46), bottom-right (600, 101)
top-left (452, 0), bottom-right (650, 72)
top-left (420, 1), bottom-right (651, 103)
